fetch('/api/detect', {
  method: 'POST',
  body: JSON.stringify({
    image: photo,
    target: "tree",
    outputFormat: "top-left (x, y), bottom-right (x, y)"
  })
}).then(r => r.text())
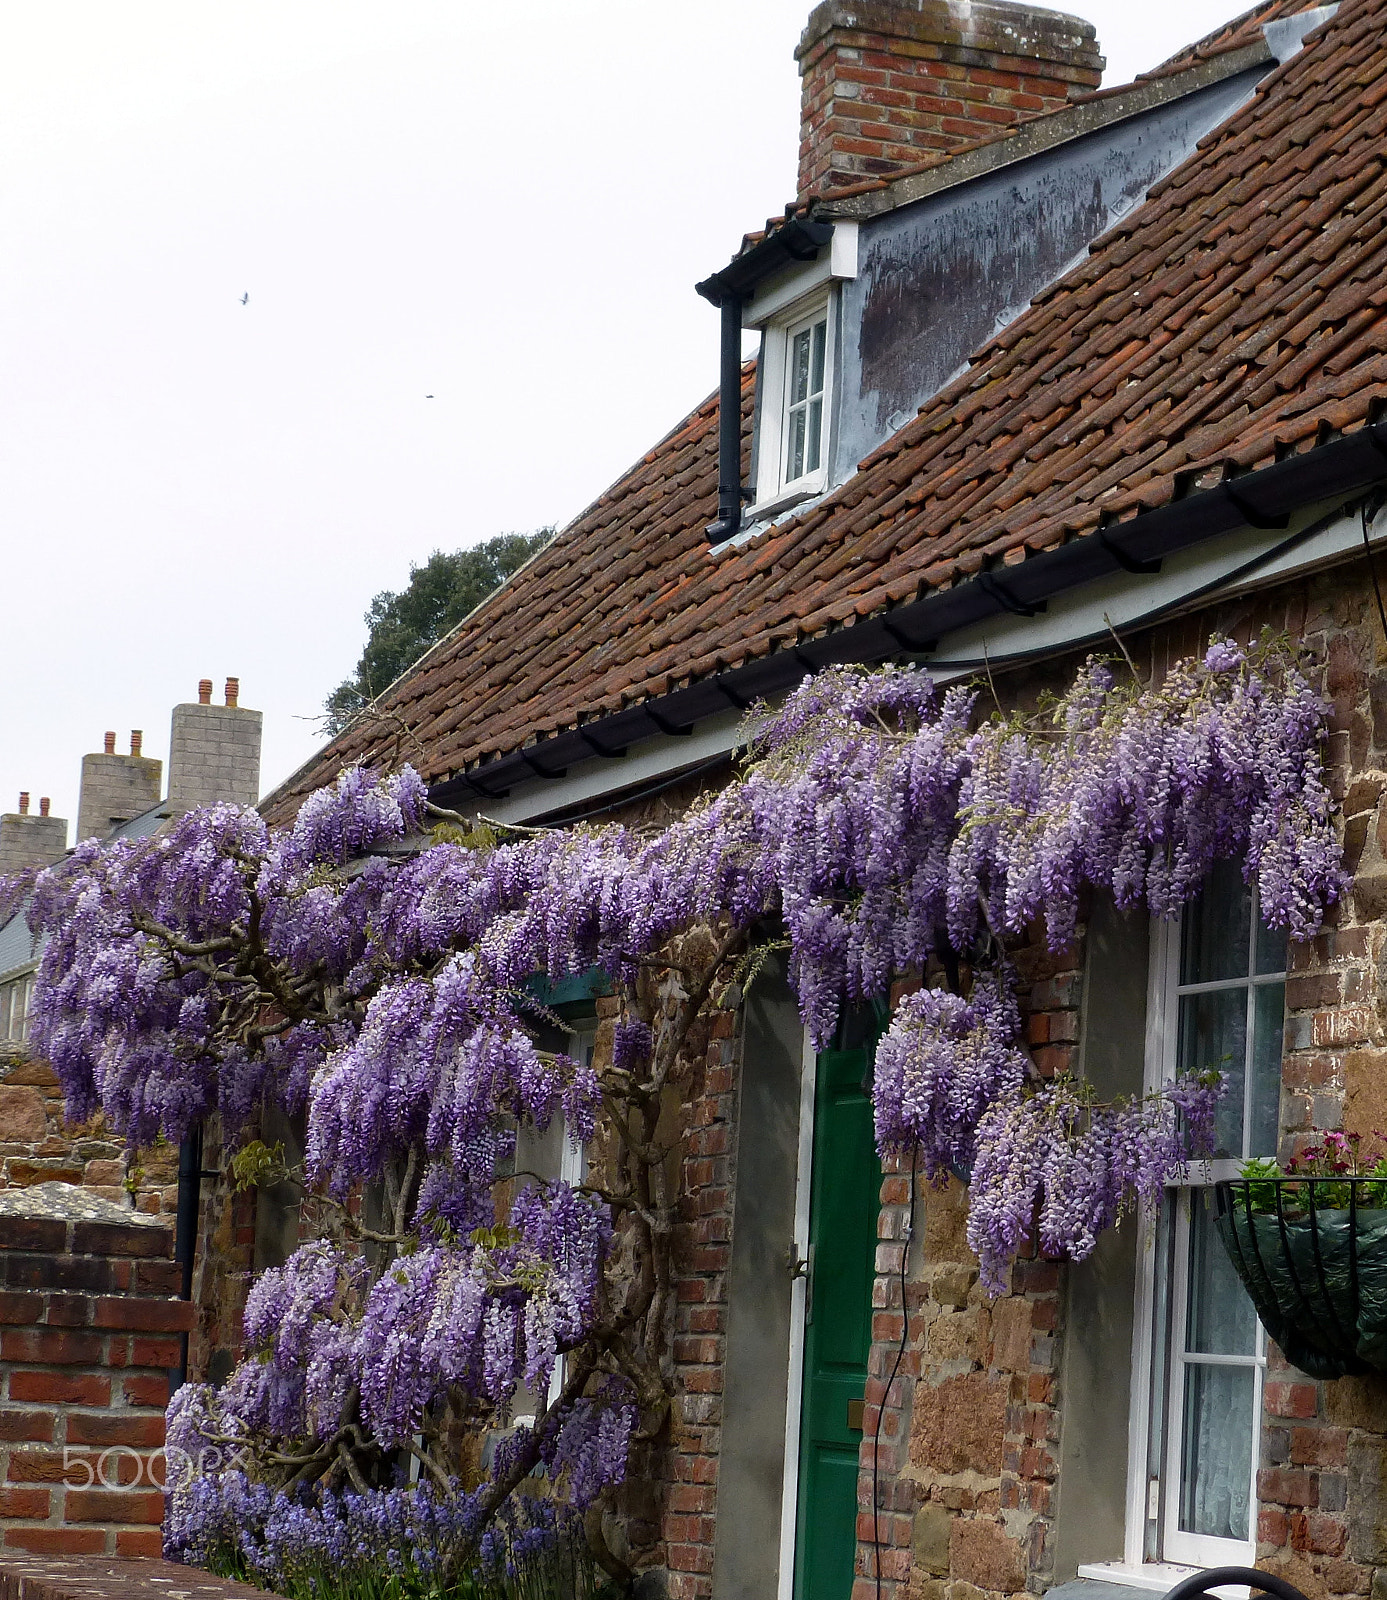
top-left (323, 532), bottom-right (552, 736)
top-left (3, 637), bottom-right (1343, 1596)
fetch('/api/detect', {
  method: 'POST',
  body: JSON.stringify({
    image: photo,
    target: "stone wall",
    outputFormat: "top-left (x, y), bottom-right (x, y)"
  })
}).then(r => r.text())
top-left (853, 557), bottom-right (1387, 1600)
top-left (0, 1199), bottom-right (194, 1559)
top-left (0, 1049), bottom-right (177, 1216)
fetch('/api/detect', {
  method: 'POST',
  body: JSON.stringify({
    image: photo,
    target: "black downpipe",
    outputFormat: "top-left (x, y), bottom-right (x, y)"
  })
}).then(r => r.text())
top-left (170, 1123), bottom-right (203, 1395)
top-left (705, 293), bottom-right (745, 543)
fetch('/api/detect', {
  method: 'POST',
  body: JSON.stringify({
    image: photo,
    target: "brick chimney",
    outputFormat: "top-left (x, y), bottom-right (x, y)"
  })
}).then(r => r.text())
top-left (0, 794), bottom-right (68, 876)
top-left (796, 0), bottom-right (1104, 197)
top-left (77, 733), bottom-right (162, 842)
top-left (167, 676), bottom-right (262, 813)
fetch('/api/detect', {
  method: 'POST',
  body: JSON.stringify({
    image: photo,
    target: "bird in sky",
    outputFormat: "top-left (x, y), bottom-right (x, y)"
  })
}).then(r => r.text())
top-left (240, 292), bottom-right (249, 305)
top-left (425, 394), bottom-right (434, 399)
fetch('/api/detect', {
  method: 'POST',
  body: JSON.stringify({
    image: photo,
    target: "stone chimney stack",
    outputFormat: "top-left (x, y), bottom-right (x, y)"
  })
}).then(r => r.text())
top-left (167, 676), bottom-right (262, 813)
top-left (77, 732), bottom-right (162, 842)
top-left (795, 0), bottom-right (1103, 197)
top-left (0, 793), bottom-right (68, 876)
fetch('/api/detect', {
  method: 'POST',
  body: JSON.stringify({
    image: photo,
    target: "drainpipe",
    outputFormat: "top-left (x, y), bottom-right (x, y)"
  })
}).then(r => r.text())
top-left (170, 1122), bottom-right (203, 1394)
top-left (705, 292), bottom-right (745, 543)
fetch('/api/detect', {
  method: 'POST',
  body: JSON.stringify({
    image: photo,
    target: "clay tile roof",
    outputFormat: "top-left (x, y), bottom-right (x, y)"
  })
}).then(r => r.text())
top-left (263, 0), bottom-right (1387, 823)
top-left (1142, 0), bottom-right (1329, 78)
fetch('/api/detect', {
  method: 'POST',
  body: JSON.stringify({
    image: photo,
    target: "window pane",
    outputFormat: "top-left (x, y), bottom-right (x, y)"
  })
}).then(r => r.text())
top-left (0, 985), bottom-right (10, 1040)
top-left (788, 408), bottom-right (807, 481)
top-left (1179, 1362), bottom-right (1255, 1540)
top-left (1249, 983), bottom-right (1285, 1157)
top-left (791, 328), bottom-right (812, 406)
top-left (807, 397), bottom-right (822, 474)
top-left (810, 319), bottom-right (827, 394)
top-left (1256, 908), bottom-right (1288, 976)
top-left (1187, 1201), bottom-right (1257, 1354)
top-left (1179, 988), bottom-right (1247, 1155)
top-left (1181, 858), bottom-right (1252, 984)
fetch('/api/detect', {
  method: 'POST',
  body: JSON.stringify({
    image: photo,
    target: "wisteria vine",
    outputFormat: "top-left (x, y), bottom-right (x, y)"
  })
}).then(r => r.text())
top-left (5, 632), bottom-right (1345, 1589)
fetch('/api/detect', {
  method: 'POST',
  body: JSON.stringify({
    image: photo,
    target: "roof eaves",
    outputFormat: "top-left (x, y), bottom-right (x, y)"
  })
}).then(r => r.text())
top-left (429, 414), bottom-right (1387, 808)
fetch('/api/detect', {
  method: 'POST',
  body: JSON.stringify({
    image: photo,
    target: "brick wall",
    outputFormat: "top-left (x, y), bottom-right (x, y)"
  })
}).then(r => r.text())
top-left (795, 0), bottom-right (1102, 198)
top-left (0, 1213), bottom-right (194, 1559)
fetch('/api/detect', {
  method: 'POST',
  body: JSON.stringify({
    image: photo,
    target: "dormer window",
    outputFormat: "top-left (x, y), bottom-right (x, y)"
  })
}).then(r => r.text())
top-left (755, 292), bottom-right (834, 508)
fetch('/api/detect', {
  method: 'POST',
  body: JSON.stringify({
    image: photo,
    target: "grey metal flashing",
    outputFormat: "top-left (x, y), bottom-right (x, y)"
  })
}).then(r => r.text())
top-left (428, 420), bottom-right (1387, 810)
top-left (820, 42), bottom-right (1273, 224)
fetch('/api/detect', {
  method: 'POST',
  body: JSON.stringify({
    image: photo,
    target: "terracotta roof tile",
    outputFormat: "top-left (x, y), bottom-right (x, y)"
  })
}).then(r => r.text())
top-left (263, 0), bottom-right (1387, 823)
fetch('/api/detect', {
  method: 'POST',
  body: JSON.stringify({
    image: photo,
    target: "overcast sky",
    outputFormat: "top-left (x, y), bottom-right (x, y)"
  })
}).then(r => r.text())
top-left (1, 0), bottom-right (1268, 836)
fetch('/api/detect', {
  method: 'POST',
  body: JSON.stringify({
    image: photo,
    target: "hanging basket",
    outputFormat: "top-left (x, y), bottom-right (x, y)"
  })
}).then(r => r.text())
top-left (1214, 1178), bottom-right (1387, 1379)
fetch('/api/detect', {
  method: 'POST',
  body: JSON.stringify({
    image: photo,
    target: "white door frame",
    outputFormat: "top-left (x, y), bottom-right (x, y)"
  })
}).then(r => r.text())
top-left (776, 1026), bottom-right (818, 1600)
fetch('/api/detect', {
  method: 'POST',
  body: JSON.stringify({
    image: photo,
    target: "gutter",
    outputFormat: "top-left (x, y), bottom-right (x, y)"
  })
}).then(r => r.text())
top-left (429, 418), bottom-right (1387, 811)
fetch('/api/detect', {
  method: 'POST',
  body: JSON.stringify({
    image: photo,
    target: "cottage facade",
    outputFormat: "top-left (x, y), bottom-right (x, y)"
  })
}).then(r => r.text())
top-left (238, 2), bottom-right (1387, 1597)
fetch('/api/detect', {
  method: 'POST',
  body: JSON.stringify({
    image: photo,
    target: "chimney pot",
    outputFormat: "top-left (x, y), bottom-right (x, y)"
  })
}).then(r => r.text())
top-left (225, 677), bottom-right (240, 709)
top-left (18, 792), bottom-right (29, 816)
top-left (198, 679), bottom-right (213, 705)
top-left (130, 730), bottom-right (143, 757)
top-left (39, 797), bottom-right (50, 818)
top-left (104, 731), bottom-right (116, 754)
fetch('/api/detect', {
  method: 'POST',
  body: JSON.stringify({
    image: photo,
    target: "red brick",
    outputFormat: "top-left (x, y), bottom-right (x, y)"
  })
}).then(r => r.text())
top-left (7, 1450), bottom-right (95, 1483)
top-left (44, 1294), bottom-right (95, 1328)
top-left (0, 1217), bottom-right (65, 1253)
top-left (117, 1529), bottom-right (166, 1558)
top-left (0, 1409), bottom-right (56, 1443)
top-left (90, 1296), bottom-right (195, 1332)
top-left (121, 1373), bottom-right (170, 1408)
top-left (0, 1290), bottom-right (43, 1324)
top-left (1259, 1468), bottom-right (1318, 1507)
top-left (1, 1327), bottom-right (105, 1365)
top-left (0, 1486), bottom-right (51, 1518)
top-left (128, 1335), bottom-right (183, 1367)
top-left (3, 1528), bottom-right (106, 1555)
top-left (65, 1412), bottom-right (165, 1449)
top-left (70, 1221), bottom-right (172, 1258)
top-left (66, 1488), bottom-right (166, 1525)
top-left (1265, 1382), bottom-right (1320, 1419)
top-left (8, 1371), bottom-right (110, 1406)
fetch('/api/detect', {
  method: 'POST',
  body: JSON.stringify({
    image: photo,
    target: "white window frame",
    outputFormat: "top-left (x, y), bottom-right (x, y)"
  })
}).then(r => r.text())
top-left (1108, 897), bottom-right (1285, 1580)
top-left (753, 292), bottom-right (834, 511)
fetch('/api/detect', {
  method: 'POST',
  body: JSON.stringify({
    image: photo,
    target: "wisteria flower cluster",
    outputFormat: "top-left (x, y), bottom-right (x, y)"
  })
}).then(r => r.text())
top-left (872, 976), bottom-right (1223, 1292)
top-left (3, 633), bottom-right (1344, 1581)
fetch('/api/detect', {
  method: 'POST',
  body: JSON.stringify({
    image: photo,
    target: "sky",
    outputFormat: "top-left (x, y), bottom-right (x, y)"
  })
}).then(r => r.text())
top-left (1, 0), bottom-right (1272, 836)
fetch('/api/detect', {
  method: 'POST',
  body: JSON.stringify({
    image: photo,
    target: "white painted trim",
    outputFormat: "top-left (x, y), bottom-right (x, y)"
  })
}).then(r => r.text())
top-left (480, 710), bottom-right (748, 827)
top-left (777, 1025), bottom-right (818, 1600)
top-left (742, 223), bottom-right (858, 329)
top-left (754, 294), bottom-right (834, 509)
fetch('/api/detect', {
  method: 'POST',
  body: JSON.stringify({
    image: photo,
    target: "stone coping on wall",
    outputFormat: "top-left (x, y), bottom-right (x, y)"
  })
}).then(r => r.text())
top-left (0, 1555), bottom-right (280, 1600)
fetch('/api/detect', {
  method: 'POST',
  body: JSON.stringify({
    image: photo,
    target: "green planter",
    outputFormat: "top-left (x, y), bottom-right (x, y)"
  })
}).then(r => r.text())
top-left (1214, 1178), bottom-right (1387, 1379)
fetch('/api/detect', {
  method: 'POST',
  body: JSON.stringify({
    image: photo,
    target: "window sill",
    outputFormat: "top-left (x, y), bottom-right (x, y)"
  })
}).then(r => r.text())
top-left (1077, 1563), bottom-right (1252, 1598)
top-left (744, 483), bottom-right (820, 523)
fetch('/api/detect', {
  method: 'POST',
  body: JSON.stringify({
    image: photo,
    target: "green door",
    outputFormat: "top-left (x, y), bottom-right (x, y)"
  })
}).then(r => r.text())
top-left (793, 1028), bottom-right (883, 1600)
